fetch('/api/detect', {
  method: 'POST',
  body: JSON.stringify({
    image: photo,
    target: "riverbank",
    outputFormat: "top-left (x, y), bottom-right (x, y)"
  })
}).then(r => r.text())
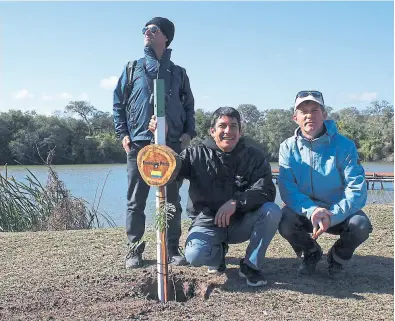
top-left (1, 204), bottom-right (393, 320)
top-left (2, 162), bottom-right (394, 229)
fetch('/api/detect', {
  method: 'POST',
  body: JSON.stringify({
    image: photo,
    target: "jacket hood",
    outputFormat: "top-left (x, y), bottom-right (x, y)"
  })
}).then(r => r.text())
top-left (143, 46), bottom-right (172, 80)
top-left (144, 46), bottom-right (172, 64)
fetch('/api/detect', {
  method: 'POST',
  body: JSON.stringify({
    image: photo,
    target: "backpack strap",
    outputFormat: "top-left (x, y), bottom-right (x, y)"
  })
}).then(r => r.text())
top-left (123, 60), bottom-right (187, 105)
top-left (122, 60), bottom-right (137, 105)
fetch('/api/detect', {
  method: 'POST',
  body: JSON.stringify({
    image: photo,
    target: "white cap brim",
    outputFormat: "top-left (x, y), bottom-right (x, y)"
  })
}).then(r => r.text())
top-left (294, 95), bottom-right (324, 111)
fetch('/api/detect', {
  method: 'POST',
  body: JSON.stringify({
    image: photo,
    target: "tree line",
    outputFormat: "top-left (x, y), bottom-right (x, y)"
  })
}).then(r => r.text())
top-left (0, 100), bottom-right (393, 166)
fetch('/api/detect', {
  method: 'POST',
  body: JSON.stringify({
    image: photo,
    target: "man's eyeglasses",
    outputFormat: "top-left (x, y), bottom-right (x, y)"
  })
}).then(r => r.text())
top-left (295, 91), bottom-right (324, 104)
top-left (142, 25), bottom-right (160, 35)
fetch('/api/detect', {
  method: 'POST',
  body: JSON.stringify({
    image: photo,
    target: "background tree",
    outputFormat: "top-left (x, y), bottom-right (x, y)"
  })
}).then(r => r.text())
top-left (65, 101), bottom-right (98, 136)
top-left (0, 100), bottom-right (392, 165)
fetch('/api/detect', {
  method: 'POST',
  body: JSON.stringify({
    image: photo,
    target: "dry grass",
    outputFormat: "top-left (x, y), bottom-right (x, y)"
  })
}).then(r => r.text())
top-left (0, 162), bottom-right (114, 232)
top-left (0, 204), bottom-right (393, 320)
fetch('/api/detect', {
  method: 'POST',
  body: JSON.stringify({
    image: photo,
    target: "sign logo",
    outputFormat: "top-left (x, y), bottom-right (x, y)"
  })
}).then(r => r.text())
top-left (150, 170), bottom-right (163, 179)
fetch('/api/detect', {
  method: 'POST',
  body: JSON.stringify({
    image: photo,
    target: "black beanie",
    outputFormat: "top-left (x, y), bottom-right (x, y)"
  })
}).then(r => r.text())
top-left (145, 17), bottom-right (175, 47)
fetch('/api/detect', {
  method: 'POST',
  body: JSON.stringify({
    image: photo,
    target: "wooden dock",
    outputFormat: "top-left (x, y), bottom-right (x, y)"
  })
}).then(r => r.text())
top-left (271, 170), bottom-right (394, 190)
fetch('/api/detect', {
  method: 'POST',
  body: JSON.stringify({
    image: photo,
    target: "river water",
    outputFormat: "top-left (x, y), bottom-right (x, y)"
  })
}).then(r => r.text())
top-left (2, 162), bottom-right (393, 227)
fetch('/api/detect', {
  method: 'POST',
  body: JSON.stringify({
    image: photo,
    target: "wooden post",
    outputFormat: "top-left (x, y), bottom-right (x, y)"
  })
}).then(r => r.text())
top-left (154, 79), bottom-right (168, 303)
top-left (137, 80), bottom-right (181, 304)
top-left (156, 185), bottom-right (168, 303)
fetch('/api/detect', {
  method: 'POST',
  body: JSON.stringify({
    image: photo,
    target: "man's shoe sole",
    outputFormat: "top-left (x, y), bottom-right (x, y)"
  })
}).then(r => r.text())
top-left (238, 271), bottom-right (267, 287)
top-left (207, 266), bottom-right (226, 274)
top-left (125, 262), bottom-right (143, 269)
top-left (168, 256), bottom-right (189, 266)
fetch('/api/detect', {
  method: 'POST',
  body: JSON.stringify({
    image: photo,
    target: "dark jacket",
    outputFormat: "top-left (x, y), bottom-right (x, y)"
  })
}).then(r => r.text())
top-left (178, 137), bottom-right (276, 227)
top-left (113, 46), bottom-right (196, 143)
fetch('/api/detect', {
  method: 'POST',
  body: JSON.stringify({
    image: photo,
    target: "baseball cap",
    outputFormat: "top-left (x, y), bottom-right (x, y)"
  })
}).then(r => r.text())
top-left (294, 90), bottom-right (325, 111)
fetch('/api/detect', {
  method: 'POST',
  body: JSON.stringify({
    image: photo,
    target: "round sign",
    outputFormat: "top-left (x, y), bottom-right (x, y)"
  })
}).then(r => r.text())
top-left (137, 144), bottom-right (181, 186)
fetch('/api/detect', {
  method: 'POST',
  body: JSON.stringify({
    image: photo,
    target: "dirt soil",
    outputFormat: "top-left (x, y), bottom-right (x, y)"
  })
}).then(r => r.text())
top-left (0, 204), bottom-right (393, 321)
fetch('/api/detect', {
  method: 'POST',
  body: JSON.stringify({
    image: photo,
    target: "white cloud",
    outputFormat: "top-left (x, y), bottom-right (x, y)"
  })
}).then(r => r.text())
top-left (100, 76), bottom-right (118, 90)
top-left (347, 92), bottom-right (378, 102)
top-left (42, 93), bottom-right (54, 101)
top-left (58, 92), bottom-right (73, 100)
top-left (79, 92), bottom-right (89, 100)
top-left (13, 89), bottom-right (34, 100)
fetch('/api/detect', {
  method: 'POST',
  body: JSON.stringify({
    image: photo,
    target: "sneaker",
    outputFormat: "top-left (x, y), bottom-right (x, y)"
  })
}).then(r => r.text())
top-left (238, 259), bottom-right (267, 287)
top-left (125, 241), bottom-right (145, 269)
top-left (327, 248), bottom-right (346, 279)
top-left (168, 246), bottom-right (188, 266)
top-left (207, 243), bottom-right (229, 274)
top-left (298, 243), bottom-right (323, 275)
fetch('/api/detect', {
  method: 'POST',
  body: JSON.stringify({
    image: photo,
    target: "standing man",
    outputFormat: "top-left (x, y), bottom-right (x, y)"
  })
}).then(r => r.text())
top-left (278, 90), bottom-right (372, 279)
top-left (113, 17), bottom-right (196, 268)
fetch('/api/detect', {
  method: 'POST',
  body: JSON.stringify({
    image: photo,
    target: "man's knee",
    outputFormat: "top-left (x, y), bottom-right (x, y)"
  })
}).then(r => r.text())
top-left (278, 207), bottom-right (300, 238)
top-left (260, 202), bottom-right (282, 224)
top-left (348, 212), bottom-right (373, 242)
top-left (184, 239), bottom-right (220, 267)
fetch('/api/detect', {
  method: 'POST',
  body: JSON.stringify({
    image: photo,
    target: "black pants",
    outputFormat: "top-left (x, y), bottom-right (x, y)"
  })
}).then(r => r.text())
top-left (278, 206), bottom-right (373, 263)
top-left (125, 140), bottom-right (182, 250)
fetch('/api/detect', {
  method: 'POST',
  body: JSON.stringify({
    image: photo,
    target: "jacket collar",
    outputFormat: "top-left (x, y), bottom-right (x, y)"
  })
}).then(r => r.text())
top-left (294, 119), bottom-right (338, 145)
top-left (144, 46), bottom-right (172, 71)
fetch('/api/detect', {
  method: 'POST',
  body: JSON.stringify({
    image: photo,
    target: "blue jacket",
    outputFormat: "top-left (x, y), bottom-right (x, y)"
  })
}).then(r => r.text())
top-left (278, 119), bottom-right (367, 227)
top-left (113, 46), bottom-right (196, 143)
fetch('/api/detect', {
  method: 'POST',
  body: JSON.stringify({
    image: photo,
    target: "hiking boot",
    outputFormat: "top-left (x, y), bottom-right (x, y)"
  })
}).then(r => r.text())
top-left (298, 243), bottom-right (323, 276)
top-left (168, 246), bottom-right (188, 266)
top-left (208, 243), bottom-right (229, 274)
top-left (327, 248), bottom-right (346, 279)
top-left (238, 259), bottom-right (267, 287)
top-left (125, 241), bottom-right (145, 269)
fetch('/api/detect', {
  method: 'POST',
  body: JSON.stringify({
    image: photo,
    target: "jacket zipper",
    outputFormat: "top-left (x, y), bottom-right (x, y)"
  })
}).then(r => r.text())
top-left (309, 140), bottom-right (315, 200)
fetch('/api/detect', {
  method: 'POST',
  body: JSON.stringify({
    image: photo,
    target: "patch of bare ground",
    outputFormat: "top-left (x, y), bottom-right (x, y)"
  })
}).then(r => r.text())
top-left (0, 204), bottom-right (393, 320)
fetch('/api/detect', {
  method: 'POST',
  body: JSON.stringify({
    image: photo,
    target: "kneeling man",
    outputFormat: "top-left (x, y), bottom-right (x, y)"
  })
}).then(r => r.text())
top-left (150, 107), bottom-right (282, 286)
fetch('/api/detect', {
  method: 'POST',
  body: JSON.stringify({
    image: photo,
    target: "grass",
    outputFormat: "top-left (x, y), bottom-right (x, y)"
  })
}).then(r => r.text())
top-left (0, 204), bottom-right (393, 320)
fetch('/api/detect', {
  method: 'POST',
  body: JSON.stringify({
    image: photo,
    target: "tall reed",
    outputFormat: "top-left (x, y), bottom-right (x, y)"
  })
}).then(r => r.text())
top-left (0, 156), bottom-right (115, 232)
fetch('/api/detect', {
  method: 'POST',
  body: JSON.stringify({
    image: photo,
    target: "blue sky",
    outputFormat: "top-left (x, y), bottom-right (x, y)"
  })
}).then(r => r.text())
top-left (1, 1), bottom-right (393, 116)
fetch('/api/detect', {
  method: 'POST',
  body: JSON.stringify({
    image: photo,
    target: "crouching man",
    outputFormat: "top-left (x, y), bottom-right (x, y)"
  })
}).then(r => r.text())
top-left (149, 107), bottom-right (282, 286)
top-left (278, 90), bottom-right (373, 279)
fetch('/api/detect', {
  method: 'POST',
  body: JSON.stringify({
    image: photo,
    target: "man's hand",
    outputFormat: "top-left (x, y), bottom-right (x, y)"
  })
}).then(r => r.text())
top-left (311, 207), bottom-right (333, 240)
top-left (148, 115), bottom-right (168, 135)
top-left (122, 136), bottom-right (131, 153)
top-left (214, 200), bottom-right (237, 228)
top-left (312, 215), bottom-right (331, 240)
top-left (179, 133), bottom-right (191, 150)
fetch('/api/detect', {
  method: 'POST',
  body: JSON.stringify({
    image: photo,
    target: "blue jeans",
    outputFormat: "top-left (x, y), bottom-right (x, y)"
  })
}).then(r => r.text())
top-left (184, 202), bottom-right (282, 271)
top-left (278, 206), bottom-right (373, 263)
top-left (125, 140), bottom-right (182, 250)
